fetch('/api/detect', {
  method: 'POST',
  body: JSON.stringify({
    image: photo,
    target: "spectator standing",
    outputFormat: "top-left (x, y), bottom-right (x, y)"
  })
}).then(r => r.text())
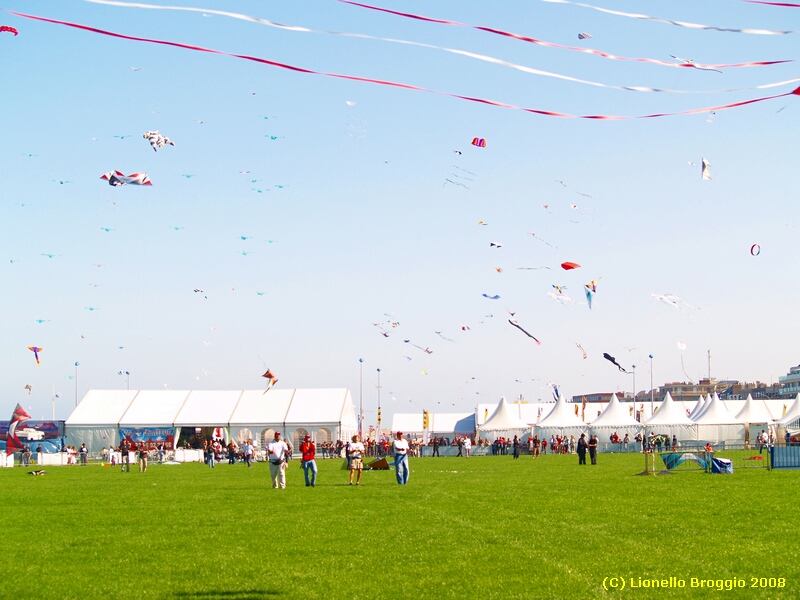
top-left (588, 434), bottom-right (598, 465)
top-left (79, 443), bottom-right (88, 466)
top-left (463, 436), bottom-right (471, 458)
top-left (300, 435), bottom-right (317, 487)
top-left (577, 434), bottom-right (588, 465)
top-left (346, 435), bottom-right (365, 486)
top-left (120, 439), bottom-right (131, 473)
top-left (267, 432), bottom-right (289, 489)
top-left (392, 432), bottom-right (410, 485)
top-left (138, 446), bottom-right (148, 472)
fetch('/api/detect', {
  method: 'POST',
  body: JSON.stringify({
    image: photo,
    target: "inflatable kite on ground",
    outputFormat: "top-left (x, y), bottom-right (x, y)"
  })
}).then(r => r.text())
top-left (101, 171), bottom-right (152, 186)
top-left (508, 319), bottom-right (541, 344)
top-left (7, 404), bottom-right (32, 455)
top-left (1, 25), bottom-right (18, 35)
top-left (471, 138), bottom-right (486, 147)
top-left (28, 470), bottom-right (47, 476)
top-left (603, 353), bottom-right (629, 373)
top-left (143, 130), bottom-right (175, 152)
top-left (701, 158), bottom-right (712, 180)
top-left (561, 261), bottom-right (581, 270)
top-left (27, 346), bottom-right (43, 366)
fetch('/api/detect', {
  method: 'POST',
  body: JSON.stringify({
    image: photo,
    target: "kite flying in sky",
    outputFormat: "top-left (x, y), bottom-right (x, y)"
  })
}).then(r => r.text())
top-left (701, 158), bottom-right (712, 180)
top-left (482, 293), bottom-right (500, 300)
top-left (1, 25), bottom-right (18, 35)
top-left (471, 137), bottom-right (486, 148)
top-left (561, 262), bottom-right (581, 270)
top-left (27, 346), bottom-right (43, 366)
top-left (143, 130), bottom-right (175, 152)
top-left (603, 353), bottom-right (629, 373)
top-left (262, 369), bottom-right (278, 392)
top-left (508, 319), bottom-right (541, 344)
top-left (101, 171), bottom-right (152, 186)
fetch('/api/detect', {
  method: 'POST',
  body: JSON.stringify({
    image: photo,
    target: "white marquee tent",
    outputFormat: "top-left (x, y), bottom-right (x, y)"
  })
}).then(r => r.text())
top-left (534, 395), bottom-right (587, 440)
top-left (644, 392), bottom-right (696, 441)
top-left (65, 388), bottom-right (357, 452)
top-left (692, 392), bottom-right (745, 443)
top-left (477, 397), bottom-right (530, 441)
top-left (589, 394), bottom-right (642, 441)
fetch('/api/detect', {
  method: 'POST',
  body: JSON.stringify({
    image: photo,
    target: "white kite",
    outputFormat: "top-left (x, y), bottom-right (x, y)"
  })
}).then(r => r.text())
top-left (143, 130), bottom-right (175, 152)
top-left (701, 158), bottom-right (712, 180)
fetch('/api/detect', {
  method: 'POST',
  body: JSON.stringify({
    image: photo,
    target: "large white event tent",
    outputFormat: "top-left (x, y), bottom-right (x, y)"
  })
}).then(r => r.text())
top-left (778, 394), bottom-right (800, 429)
top-left (534, 395), bottom-right (587, 440)
top-left (589, 394), bottom-right (642, 441)
top-left (644, 392), bottom-right (696, 441)
top-left (389, 412), bottom-right (475, 438)
top-left (477, 397), bottom-right (530, 441)
top-left (66, 388), bottom-right (357, 452)
top-left (687, 394), bottom-right (708, 421)
top-left (692, 392), bottom-right (745, 443)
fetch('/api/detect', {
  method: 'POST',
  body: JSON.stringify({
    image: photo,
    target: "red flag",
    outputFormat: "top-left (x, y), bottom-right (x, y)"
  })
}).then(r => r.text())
top-left (7, 404), bottom-right (32, 455)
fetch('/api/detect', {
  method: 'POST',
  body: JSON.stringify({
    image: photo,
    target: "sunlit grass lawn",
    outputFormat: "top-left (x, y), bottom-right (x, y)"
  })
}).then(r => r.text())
top-left (1, 452), bottom-right (798, 599)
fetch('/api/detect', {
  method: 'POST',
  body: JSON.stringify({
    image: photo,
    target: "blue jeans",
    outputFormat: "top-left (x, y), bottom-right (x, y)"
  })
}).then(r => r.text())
top-left (208, 453), bottom-right (215, 468)
top-left (303, 460), bottom-right (318, 486)
top-left (395, 454), bottom-right (409, 485)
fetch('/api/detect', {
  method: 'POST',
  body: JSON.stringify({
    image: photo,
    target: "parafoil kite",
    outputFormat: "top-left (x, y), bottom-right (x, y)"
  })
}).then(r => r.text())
top-left (28, 346), bottom-right (43, 366)
top-left (561, 262), bottom-right (581, 270)
top-left (143, 130), bottom-right (175, 152)
top-left (471, 137), bottom-right (486, 148)
top-left (101, 171), bottom-right (152, 186)
top-left (1, 25), bottom-right (18, 35)
top-left (750, 243), bottom-right (761, 256)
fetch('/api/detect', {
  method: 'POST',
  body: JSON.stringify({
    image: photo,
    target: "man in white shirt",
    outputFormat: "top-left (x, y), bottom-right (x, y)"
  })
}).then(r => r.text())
top-left (392, 431), bottom-right (410, 485)
top-left (346, 435), bottom-right (365, 486)
top-left (267, 432), bottom-right (289, 489)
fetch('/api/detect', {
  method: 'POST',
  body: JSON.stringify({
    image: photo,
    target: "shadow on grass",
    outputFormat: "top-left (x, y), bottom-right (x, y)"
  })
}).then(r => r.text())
top-left (174, 589), bottom-right (280, 599)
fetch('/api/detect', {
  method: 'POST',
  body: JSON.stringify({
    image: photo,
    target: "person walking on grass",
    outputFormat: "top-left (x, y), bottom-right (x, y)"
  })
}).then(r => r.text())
top-left (347, 435), bottom-right (365, 486)
top-left (267, 432), bottom-right (290, 489)
top-left (121, 439), bottom-right (131, 473)
top-left (392, 431), bottom-right (410, 485)
top-left (300, 434), bottom-right (317, 487)
top-left (138, 445), bottom-right (148, 472)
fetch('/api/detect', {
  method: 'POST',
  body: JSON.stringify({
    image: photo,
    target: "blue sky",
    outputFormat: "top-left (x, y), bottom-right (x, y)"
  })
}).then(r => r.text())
top-left (2, 0), bottom-right (799, 423)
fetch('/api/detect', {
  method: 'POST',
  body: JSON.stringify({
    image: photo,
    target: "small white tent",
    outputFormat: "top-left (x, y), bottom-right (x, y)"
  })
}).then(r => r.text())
top-left (735, 394), bottom-right (775, 443)
top-left (478, 397), bottom-right (529, 441)
top-left (534, 395), bottom-right (587, 440)
top-left (589, 394), bottom-right (642, 443)
top-left (692, 392), bottom-right (745, 443)
top-left (644, 392), bottom-right (696, 442)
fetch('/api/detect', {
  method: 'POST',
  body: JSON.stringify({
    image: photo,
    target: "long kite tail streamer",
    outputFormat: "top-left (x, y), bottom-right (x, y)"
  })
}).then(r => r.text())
top-left (6, 10), bottom-right (800, 120)
top-left (7, 403), bottom-right (32, 455)
top-left (744, 0), bottom-right (800, 5)
top-left (85, 1), bottom-right (798, 94)
top-left (339, 0), bottom-right (793, 67)
top-left (508, 319), bottom-right (542, 344)
top-left (541, 0), bottom-right (797, 35)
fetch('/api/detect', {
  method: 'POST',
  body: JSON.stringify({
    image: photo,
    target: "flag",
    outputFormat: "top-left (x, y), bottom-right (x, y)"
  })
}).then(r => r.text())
top-left (7, 404), bottom-right (31, 455)
top-left (581, 396), bottom-right (587, 421)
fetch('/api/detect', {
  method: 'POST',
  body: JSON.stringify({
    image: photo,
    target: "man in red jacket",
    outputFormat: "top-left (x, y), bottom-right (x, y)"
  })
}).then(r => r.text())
top-left (300, 434), bottom-right (317, 487)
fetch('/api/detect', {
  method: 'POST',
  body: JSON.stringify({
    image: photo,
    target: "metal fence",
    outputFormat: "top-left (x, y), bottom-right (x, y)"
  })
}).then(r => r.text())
top-left (657, 444), bottom-right (771, 473)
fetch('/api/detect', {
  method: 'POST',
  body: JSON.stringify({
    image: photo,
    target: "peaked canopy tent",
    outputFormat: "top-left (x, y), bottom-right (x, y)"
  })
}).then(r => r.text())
top-left (65, 390), bottom-right (138, 451)
top-left (588, 394), bottom-right (642, 442)
top-left (643, 392), bottom-right (697, 443)
top-left (477, 397), bottom-right (530, 442)
top-left (533, 395), bottom-right (587, 441)
top-left (735, 394), bottom-right (777, 444)
top-left (692, 393), bottom-right (745, 444)
top-left (687, 395), bottom-right (708, 421)
top-left (777, 394), bottom-right (800, 440)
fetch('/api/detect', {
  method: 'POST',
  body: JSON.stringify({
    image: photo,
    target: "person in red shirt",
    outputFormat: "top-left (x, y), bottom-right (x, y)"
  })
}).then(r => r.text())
top-left (300, 435), bottom-right (317, 487)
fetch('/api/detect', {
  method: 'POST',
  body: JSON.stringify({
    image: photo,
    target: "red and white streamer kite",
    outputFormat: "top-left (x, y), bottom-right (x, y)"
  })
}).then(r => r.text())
top-left (5, 9), bottom-right (800, 120)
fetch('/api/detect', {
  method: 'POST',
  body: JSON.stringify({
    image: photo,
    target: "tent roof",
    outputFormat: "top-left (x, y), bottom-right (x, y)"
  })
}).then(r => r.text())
top-left (735, 394), bottom-right (775, 424)
top-left (779, 393), bottom-right (800, 425)
top-left (644, 392), bottom-right (694, 426)
top-left (431, 413), bottom-right (475, 434)
top-left (228, 389), bottom-right (295, 426)
top-left (390, 413), bottom-right (423, 433)
top-left (479, 397), bottom-right (529, 431)
top-left (589, 394), bottom-right (642, 428)
top-left (693, 393), bottom-right (741, 425)
top-left (173, 390), bottom-right (243, 426)
top-left (118, 390), bottom-right (190, 426)
top-left (687, 395), bottom-right (707, 421)
top-left (65, 390), bottom-right (138, 425)
top-left (285, 388), bottom-right (355, 426)
top-left (536, 396), bottom-right (586, 428)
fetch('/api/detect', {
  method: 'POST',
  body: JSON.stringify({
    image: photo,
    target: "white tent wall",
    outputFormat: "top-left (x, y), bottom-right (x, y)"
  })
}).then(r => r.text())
top-left (65, 426), bottom-right (120, 453)
top-left (432, 413), bottom-right (475, 436)
top-left (65, 390), bottom-right (139, 452)
top-left (390, 414), bottom-right (423, 435)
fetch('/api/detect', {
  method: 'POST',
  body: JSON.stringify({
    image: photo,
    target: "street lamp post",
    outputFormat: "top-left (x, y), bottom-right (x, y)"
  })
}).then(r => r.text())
top-left (649, 354), bottom-right (654, 416)
top-left (632, 364), bottom-right (636, 418)
top-left (376, 368), bottom-right (382, 454)
top-left (358, 358), bottom-right (364, 438)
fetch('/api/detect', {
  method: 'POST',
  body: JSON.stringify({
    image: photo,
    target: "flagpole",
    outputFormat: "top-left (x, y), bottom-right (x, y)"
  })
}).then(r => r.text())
top-left (377, 368), bottom-right (381, 443)
top-left (359, 358), bottom-right (364, 438)
top-left (74, 362), bottom-right (79, 406)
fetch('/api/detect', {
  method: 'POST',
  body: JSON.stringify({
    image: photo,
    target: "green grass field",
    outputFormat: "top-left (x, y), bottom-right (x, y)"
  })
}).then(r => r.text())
top-left (2, 453), bottom-right (797, 600)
